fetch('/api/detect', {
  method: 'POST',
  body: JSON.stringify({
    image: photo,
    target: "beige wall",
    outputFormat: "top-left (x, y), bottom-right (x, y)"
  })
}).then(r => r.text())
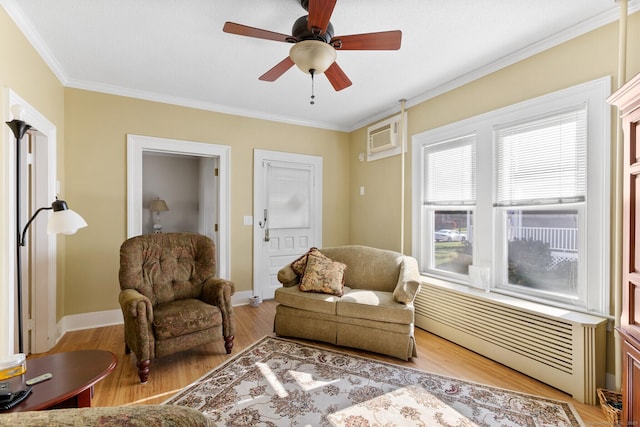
top-left (349, 125), bottom-right (403, 250)
top-left (349, 12), bottom-right (640, 380)
top-left (63, 89), bottom-right (350, 315)
top-left (350, 15), bottom-right (640, 252)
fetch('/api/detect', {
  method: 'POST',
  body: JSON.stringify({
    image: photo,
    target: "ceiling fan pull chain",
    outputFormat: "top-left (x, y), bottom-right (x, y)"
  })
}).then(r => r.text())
top-left (310, 68), bottom-right (316, 105)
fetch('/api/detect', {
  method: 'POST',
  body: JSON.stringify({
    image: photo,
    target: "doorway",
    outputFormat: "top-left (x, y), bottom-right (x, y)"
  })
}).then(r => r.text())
top-left (253, 149), bottom-right (322, 300)
top-left (126, 135), bottom-right (231, 279)
top-left (3, 89), bottom-right (58, 355)
top-left (141, 153), bottom-right (218, 240)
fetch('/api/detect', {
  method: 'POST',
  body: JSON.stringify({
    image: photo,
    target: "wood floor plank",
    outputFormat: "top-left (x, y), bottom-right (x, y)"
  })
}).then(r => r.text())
top-left (31, 300), bottom-right (606, 423)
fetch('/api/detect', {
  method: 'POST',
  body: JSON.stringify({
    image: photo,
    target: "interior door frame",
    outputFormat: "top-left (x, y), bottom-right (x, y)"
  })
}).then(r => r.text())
top-left (253, 149), bottom-right (323, 299)
top-left (126, 135), bottom-right (231, 279)
top-left (2, 89), bottom-right (58, 355)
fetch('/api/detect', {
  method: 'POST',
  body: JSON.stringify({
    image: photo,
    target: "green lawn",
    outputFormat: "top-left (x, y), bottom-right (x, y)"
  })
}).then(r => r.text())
top-left (435, 241), bottom-right (471, 274)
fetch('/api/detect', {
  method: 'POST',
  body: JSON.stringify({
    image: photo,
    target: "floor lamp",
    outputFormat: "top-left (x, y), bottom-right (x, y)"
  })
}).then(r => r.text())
top-left (6, 107), bottom-right (87, 354)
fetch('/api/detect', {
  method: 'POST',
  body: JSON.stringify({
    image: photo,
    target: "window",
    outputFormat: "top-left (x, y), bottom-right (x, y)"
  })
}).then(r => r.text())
top-left (412, 77), bottom-right (610, 314)
top-left (421, 135), bottom-right (475, 279)
top-left (495, 108), bottom-right (585, 302)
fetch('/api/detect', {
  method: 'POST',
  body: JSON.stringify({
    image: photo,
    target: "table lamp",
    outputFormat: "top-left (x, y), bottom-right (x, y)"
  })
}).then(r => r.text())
top-left (150, 198), bottom-right (169, 233)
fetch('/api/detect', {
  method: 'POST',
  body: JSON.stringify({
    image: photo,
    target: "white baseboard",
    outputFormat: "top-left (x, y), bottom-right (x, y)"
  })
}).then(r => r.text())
top-left (56, 309), bottom-right (123, 342)
top-left (232, 290), bottom-right (254, 306)
top-left (55, 290), bottom-right (257, 342)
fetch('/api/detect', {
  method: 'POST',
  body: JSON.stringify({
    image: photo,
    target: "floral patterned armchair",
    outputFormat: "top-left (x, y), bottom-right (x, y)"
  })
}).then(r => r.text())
top-left (119, 232), bottom-right (235, 383)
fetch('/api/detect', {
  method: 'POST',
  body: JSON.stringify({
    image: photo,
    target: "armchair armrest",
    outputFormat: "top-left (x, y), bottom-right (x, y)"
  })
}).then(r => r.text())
top-left (201, 277), bottom-right (236, 337)
top-left (119, 289), bottom-right (154, 360)
top-left (119, 289), bottom-right (153, 323)
top-left (392, 256), bottom-right (422, 304)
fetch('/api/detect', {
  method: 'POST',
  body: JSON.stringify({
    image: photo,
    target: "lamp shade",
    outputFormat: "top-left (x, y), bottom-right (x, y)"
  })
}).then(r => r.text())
top-left (150, 199), bottom-right (169, 212)
top-left (289, 40), bottom-right (337, 74)
top-left (47, 206), bottom-right (88, 235)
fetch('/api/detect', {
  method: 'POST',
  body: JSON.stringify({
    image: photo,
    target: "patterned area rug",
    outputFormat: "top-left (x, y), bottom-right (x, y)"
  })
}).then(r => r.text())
top-left (165, 336), bottom-right (584, 426)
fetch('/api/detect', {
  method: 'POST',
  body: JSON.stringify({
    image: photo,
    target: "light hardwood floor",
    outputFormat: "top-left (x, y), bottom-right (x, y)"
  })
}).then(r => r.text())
top-left (32, 300), bottom-right (607, 424)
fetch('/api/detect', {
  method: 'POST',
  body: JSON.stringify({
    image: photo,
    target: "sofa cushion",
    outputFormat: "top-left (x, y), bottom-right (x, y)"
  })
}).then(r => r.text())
top-left (153, 299), bottom-right (222, 340)
top-left (299, 250), bottom-right (347, 296)
top-left (336, 289), bottom-right (414, 325)
top-left (275, 285), bottom-right (351, 315)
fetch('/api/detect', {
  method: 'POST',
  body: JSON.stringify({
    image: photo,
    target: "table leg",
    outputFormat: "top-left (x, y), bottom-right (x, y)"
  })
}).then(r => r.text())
top-left (75, 386), bottom-right (94, 408)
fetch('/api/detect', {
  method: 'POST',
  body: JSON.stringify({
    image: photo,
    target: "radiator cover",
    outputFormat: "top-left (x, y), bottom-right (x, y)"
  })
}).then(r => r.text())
top-left (414, 282), bottom-right (607, 404)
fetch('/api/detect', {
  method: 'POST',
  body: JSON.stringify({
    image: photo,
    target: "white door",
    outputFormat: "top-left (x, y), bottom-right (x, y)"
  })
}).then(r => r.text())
top-left (198, 156), bottom-right (219, 244)
top-left (28, 130), bottom-right (57, 354)
top-left (253, 150), bottom-right (322, 300)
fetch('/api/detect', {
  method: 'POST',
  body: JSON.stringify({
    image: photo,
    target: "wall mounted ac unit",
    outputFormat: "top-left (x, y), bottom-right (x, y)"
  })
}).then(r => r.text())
top-left (368, 122), bottom-right (398, 154)
top-left (365, 113), bottom-right (406, 162)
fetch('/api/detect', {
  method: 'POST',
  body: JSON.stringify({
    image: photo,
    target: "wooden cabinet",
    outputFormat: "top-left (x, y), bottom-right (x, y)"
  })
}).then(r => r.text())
top-left (621, 332), bottom-right (640, 423)
top-left (608, 73), bottom-right (640, 426)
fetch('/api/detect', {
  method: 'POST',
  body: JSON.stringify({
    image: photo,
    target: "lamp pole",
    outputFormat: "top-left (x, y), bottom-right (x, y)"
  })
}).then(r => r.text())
top-left (6, 118), bottom-right (32, 354)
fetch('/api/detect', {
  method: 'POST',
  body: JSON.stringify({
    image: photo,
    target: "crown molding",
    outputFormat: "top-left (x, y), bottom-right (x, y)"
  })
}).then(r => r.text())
top-left (65, 78), bottom-right (348, 131)
top-left (1, 0), bottom-right (69, 86)
top-left (3, 0), bottom-right (638, 132)
top-left (350, 0), bottom-right (640, 131)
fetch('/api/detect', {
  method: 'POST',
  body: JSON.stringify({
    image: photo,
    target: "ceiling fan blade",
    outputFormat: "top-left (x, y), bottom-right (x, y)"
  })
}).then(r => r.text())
top-left (331, 30), bottom-right (402, 50)
top-left (223, 22), bottom-right (291, 43)
top-left (259, 57), bottom-right (295, 81)
top-left (324, 62), bottom-right (352, 91)
top-left (307, 0), bottom-right (337, 35)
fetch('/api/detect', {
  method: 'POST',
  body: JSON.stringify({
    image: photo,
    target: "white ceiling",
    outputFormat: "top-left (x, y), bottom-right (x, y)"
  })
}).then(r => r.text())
top-left (2, 0), bottom-right (635, 131)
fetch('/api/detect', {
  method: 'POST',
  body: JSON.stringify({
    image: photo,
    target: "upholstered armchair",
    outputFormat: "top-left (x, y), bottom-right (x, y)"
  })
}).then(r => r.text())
top-left (119, 232), bottom-right (235, 383)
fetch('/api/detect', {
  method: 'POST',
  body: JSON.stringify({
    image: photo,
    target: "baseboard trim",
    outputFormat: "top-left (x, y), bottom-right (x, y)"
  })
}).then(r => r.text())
top-left (55, 290), bottom-right (256, 342)
top-left (56, 309), bottom-right (123, 342)
top-left (233, 290), bottom-right (253, 306)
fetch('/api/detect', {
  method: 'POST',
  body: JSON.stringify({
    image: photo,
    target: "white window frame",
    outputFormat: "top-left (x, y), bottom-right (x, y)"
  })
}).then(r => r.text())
top-left (412, 76), bottom-right (611, 315)
top-left (418, 135), bottom-right (477, 282)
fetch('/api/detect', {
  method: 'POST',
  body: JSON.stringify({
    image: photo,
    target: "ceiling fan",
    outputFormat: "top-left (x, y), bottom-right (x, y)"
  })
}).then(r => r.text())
top-left (223, 0), bottom-right (402, 99)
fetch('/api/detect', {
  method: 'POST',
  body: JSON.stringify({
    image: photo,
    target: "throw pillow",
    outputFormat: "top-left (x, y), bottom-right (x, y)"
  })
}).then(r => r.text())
top-left (299, 250), bottom-right (347, 296)
top-left (291, 247), bottom-right (322, 276)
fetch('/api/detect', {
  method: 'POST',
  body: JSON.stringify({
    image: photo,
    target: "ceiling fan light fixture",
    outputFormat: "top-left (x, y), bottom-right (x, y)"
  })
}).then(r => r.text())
top-left (289, 40), bottom-right (336, 75)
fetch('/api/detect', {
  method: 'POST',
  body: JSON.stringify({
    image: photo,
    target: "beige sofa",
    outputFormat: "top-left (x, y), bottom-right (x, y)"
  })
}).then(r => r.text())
top-left (274, 245), bottom-right (421, 360)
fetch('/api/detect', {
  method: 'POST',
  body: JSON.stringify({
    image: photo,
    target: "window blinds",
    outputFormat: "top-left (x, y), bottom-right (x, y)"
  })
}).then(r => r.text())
top-left (423, 135), bottom-right (476, 205)
top-left (495, 107), bottom-right (587, 206)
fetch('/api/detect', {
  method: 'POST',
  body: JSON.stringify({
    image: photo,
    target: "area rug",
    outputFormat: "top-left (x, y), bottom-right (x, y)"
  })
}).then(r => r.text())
top-left (165, 336), bottom-right (584, 426)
